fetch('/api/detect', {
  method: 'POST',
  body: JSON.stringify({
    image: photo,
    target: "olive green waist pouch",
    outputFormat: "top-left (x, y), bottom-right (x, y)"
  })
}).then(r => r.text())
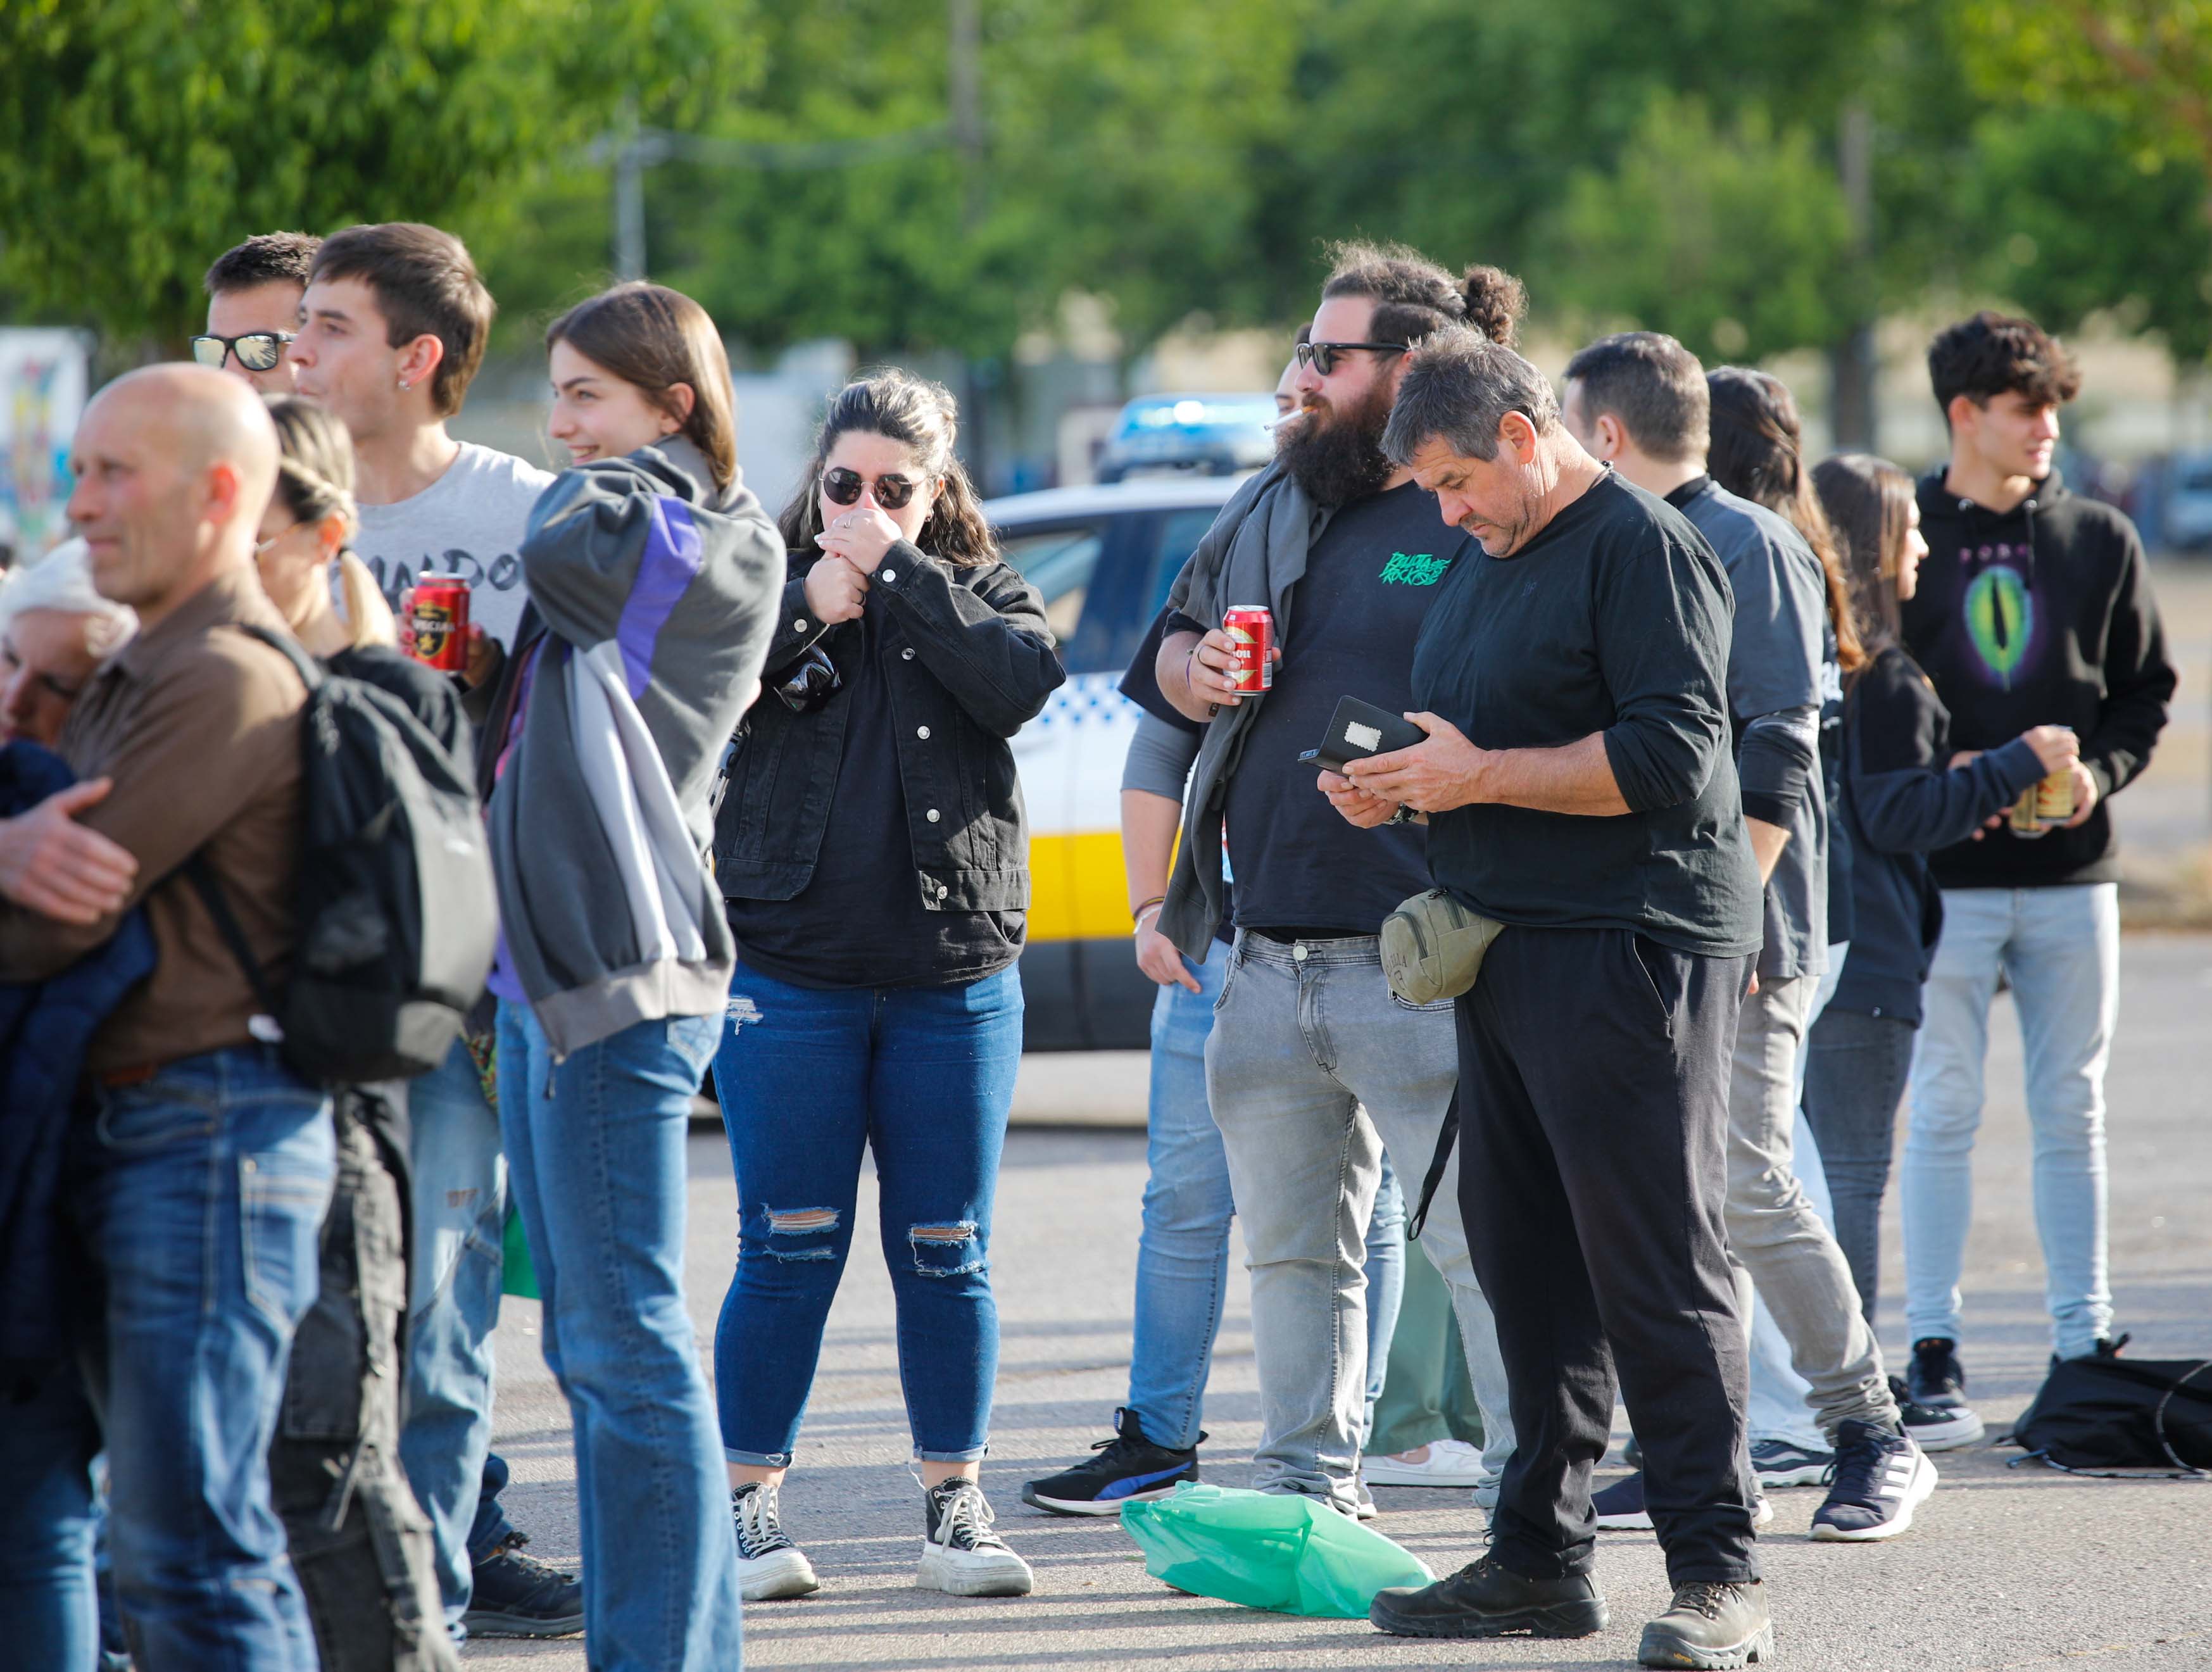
top-left (1379, 889), bottom-right (1506, 1006)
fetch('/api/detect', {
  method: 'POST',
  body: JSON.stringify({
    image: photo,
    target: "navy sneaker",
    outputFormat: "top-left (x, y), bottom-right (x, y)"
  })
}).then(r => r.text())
top-left (1596, 1473), bottom-right (1770, 1533)
top-left (1021, 1407), bottom-right (1200, 1516)
top-left (1811, 1421), bottom-right (1937, 1542)
top-left (463, 1532), bottom-right (584, 1638)
top-left (1749, 1437), bottom-right (1833, 1488)
top-left (1907, 1336), bottom-right (1970, 1411)
top-left (1888, 1374), bottom-right (1983, 1451)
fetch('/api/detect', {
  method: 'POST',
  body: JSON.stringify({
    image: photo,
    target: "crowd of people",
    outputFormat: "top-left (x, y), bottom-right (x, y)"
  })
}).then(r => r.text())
top-left (0, 221), bottom-right (2173, 1672)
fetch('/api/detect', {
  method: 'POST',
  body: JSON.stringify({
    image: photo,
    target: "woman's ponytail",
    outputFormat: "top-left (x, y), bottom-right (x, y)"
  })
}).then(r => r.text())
top-left (336, 550), bottom-right (398, 650)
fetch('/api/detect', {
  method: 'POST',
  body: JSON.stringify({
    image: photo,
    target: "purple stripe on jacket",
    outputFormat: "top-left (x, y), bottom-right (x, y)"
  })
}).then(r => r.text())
top-left (615, 496), bottom-right (705, 697)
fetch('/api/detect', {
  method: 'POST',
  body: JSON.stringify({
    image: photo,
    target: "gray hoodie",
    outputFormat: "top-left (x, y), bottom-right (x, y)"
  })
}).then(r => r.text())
top-left (487, 437), bottom-right (781, 1056)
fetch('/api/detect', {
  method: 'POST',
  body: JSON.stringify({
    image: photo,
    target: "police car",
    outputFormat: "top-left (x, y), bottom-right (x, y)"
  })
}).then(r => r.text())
top-left (990, 472), bottom-right (1243, 1049)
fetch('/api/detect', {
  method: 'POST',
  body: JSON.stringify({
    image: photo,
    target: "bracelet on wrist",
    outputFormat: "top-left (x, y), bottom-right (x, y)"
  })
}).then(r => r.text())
top-left (1131, 896), bottom-right (1167, 932)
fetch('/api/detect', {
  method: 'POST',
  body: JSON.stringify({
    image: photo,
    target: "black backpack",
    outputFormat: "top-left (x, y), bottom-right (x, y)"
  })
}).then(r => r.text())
top-left (2008, 1353), bottom-right (2212, 1478)
top-left (187, 627), bottom-right (498, 1084)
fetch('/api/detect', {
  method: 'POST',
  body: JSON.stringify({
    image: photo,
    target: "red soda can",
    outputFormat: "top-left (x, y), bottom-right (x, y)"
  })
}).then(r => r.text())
top-left (1222, 605), bottom-right (1274, 693)
top-left (410, 574), bottom-right (471, 672)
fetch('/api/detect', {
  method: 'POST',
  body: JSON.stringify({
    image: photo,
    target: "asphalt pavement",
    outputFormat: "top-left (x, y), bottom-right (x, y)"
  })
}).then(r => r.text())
top-left (464, 933), bottom-right (2212, 1671)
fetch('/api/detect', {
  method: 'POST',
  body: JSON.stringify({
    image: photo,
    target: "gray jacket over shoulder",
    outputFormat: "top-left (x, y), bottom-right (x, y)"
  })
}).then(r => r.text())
top-left (1151, 463), bottom-right (1330, 957)
top-left (487, 437), bottom-right (782, 1056)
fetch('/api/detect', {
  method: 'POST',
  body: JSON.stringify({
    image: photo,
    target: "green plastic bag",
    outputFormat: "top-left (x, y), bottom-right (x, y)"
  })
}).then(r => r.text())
top-left (1121, 1482), bottom-right (1433, 1618)
top-left (501, 1202), bottom-right (538, 1300)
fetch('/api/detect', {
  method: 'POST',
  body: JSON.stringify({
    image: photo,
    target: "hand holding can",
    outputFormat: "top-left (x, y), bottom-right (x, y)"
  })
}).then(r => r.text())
top-left (409, 575), bottom-right (471, 672)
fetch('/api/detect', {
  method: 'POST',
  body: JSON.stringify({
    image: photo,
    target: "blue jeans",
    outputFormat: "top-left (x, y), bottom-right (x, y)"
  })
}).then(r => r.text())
top-left (51, 1045), bottom-right (334, 1670)
top-left (496, 1002), bottom-right (741, 1672)
top-left (1126, 940), bottom-right (1409, 1452)
top-left (713, 964), bottom-right (1024, 1464)
top-left (398, 1039), bottom-right (509, 1630)
top-left (1904, 884), bottom-right (2118, 1359)
top-left (0, 1359), bottom-right (103, 1671)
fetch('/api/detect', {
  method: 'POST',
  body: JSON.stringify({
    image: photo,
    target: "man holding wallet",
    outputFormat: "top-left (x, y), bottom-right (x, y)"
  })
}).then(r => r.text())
top-left (1147, 246), bottom-right (1526, 1518)
top-left (1333, 327), bottom-right (1773, 1670)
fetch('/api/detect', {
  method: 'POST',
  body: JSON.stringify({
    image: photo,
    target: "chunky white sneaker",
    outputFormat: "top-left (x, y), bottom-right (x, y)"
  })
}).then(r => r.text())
top-left (1364, 1438), bottom-right (1493, 1488)
top-left (732, 1483), bottom-right (820, 1601)
top-left (1889, 1374), bottom-right (1985, 1451)
top-left (1811, 1422), bottom-right (1938, 1542)
top-left (918, 1479), bottom-right (1033, 1597)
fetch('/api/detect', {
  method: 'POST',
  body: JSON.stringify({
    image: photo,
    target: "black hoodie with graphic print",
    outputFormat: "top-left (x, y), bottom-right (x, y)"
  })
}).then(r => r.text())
top-left (1900, 467), bottom-right (2174, 889)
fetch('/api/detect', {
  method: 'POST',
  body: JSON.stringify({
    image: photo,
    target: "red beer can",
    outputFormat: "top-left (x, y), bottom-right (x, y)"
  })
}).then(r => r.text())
top-left (1222, 605), bottom-right (1274, 693)
top-left (410, 574), bottom-right (471, 672)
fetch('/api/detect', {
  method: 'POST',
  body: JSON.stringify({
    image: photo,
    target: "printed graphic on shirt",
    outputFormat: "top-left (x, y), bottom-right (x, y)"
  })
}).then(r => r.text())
top-left (1379, 551), bottom-right (1453, 586)
top-left (1961, 545), bottom-right (2036, 689)
top-left (362, 548), bottom-right (525, 614)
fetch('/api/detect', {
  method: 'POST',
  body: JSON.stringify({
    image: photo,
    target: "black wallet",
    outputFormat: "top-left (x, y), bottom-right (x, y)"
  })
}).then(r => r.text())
top-left (1298, 696), bottom-right (1428, 772)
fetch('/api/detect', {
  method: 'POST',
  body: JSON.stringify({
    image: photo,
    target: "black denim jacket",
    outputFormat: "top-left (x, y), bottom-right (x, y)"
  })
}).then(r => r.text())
top-left (712, 541), bottom-right (1064, 912)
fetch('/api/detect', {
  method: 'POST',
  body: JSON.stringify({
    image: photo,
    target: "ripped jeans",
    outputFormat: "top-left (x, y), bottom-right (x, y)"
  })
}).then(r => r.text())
top-left (712, 964), bottom-right (1024, 1465)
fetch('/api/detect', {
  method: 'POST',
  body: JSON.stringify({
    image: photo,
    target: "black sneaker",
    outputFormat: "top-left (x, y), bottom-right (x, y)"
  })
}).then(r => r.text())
top-left (1370, 1552), bottom-right (1607, 1640)
top-left (1907, 1336), bottom-right (1970, 1410)
top-left (919, 1478), bottom-right (1033, 1597)
top-left (1749, 1437), bottom-right (1833, 1488)
top-left (1888, 1374), bottom-right (1983, 1450)
top-left (1811, 1420), bottom-right (1937, 1542)
top-left (1597, 1472), bottom-right (1771, 1533)
top-left (1021, 1407), bottom-right (1200, 1516)
top-left (2051, 1331), bottom-right (2130, 1372)
top-left (732, 1481), bottom-right (820, 1601)
top-left (463, 1532), bottom-right (584, 1638)
top-left (1638, 1580), bottom-right (1773, 1668)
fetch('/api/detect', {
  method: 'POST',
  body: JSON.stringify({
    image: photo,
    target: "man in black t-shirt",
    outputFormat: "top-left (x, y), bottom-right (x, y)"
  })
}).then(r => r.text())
top-left (1147, 247), bottom-right (1526, 1518)
top-left (1336, 329), bottom-right (1772, 1669)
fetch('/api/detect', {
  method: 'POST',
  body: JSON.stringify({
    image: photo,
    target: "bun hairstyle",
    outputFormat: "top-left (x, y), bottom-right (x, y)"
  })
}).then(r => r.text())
top-left (1321, 242), bottom-right (1529, 349)
top-left (779, 370), bottom-right (998, 568)
top-left (262, 394), bottom-right (397, 651)
top-left (1706, 367), bottom-right (1866, 676)
top-left (1814, 452), bottom-right (1916, 679)
top-left (546, 282), bottom-right (739, 489)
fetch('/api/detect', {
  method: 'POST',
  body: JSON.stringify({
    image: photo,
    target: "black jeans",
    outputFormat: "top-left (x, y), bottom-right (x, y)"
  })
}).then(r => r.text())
top-left (1800, 1007), bottom-right (1918, 1332)
top-left (1454, 926), bottom-right (1759, 1588)
top-left (269, 1098), bottom-right (456, 1672)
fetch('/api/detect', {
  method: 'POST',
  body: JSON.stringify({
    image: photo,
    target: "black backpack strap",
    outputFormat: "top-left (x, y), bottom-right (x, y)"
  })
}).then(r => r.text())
top-left (1407, 1086), bottom-right (1460, 1242)
top-left (236, 623), bottom-right (325, 691)
top-left (183, 853), bottom-right (284, 1020)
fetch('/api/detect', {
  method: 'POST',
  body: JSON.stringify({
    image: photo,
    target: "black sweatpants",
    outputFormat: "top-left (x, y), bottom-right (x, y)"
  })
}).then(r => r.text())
top-left (1454, 926), bottom-right (1759, 1587)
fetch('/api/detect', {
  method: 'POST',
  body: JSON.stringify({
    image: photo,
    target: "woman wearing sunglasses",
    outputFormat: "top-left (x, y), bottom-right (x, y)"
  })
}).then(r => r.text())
top-left (481, 280), bottom-right (783, 1670)
top-left (711, 370), bottom-right (1064, 1602)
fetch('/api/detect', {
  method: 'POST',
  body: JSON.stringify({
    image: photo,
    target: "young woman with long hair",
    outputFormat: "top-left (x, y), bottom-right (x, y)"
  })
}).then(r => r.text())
top-left (481, 280), bottom-right (782, 1670)
top-left (1802, 454), bottom-right (2075, 1381)
top-left (710, 370), bottom-right (1065, 1602)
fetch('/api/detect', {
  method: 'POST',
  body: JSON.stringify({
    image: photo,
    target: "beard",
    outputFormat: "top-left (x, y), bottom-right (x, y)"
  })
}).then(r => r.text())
top-left (1276, 377), bottom-right (1395, 507)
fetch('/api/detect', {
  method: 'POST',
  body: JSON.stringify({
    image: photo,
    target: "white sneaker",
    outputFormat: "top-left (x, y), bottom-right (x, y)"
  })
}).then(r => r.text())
top-left (1362, 1438), bottom-right (1492, 1488)
top-left (918, 1479), bottom-right (1033, 1597)
top-left (731, 1483), bottom-right (820, 1601)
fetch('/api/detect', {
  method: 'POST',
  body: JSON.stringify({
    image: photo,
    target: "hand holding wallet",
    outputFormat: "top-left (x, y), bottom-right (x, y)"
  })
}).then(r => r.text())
top-left (1298, 696), bottom-right (1428, 774)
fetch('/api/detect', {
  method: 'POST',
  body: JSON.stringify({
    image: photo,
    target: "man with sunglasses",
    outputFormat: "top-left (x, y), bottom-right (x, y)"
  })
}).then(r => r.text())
top-left (198, 232), bottom-right (319, 397)
top-left (1138, 246), bottom-right (1527, 1519)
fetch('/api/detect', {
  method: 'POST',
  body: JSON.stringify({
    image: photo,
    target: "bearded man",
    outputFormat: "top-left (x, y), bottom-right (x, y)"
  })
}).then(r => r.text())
top-left (1133, 246), bottom-right (1524, 1515)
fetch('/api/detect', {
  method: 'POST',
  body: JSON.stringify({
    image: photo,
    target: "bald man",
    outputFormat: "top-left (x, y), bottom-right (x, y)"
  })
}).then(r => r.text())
top-left (0, 364), bottom-right (336, 1669)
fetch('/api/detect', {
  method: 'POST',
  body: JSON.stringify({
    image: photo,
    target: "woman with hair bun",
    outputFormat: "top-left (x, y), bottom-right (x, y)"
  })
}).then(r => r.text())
top-left (709, 369), bottom-right (1064, 1602)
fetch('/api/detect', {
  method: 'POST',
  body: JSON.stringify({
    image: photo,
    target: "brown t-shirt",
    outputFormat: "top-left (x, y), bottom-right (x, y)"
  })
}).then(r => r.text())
top-left (0, 566), bottom-right (304, 1076)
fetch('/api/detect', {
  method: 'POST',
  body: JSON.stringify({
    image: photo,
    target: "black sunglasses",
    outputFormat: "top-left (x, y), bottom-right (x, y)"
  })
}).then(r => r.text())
top-left (1294, 340), bottom-right (1409, 377)
top-left (822, 466), bottom-right (924, 511)
top-left (190, 331), bottom-right (296, 374)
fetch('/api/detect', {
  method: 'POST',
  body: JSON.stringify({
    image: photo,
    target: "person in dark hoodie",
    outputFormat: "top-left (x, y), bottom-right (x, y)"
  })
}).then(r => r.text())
top-left (1804, 454), bottom-right (2078, 1452)
top-left (482, 282), bottom-right (781, 1672)
top-left (1897, 312), bottom-right (2174, 1426)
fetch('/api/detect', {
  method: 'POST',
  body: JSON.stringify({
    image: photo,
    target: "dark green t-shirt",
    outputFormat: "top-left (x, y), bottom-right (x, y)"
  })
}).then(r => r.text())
top-left (1410, 472), bottom-right (1763, 958)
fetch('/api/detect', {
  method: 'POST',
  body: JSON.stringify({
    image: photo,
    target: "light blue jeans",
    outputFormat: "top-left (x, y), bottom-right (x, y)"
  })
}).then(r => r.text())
top-left (398, 1038), bottom-right (508, 1631)
top-left (1126, 938), bottom-right (1406, 1453)
top-left (1904, 884), bottom-right (2118, 1360)
top-left (1205, 931), bottom-right (1514, 1513)
top-left (497, 1002), bottom-right (741, 1672)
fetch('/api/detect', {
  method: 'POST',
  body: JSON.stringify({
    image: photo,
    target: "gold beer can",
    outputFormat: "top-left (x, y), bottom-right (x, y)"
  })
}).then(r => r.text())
top-left (2034, 769), bottom-right (2077, 826)
top-left (2008, 785), bottom-right (2047, 838)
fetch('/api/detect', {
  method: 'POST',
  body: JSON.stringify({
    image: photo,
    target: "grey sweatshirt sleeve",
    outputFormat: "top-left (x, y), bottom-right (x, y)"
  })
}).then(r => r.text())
top-left (1122, 710), bottom-right (1202, 800)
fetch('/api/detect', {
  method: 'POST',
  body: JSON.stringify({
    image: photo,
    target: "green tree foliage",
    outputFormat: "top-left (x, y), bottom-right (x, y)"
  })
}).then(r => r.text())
top-left (1546, 95), bottom-right (1855, 365)
top-left (1956, 1), bottom-right (2212, 176)
top-left (0, 0), bottom-right (757, 346)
